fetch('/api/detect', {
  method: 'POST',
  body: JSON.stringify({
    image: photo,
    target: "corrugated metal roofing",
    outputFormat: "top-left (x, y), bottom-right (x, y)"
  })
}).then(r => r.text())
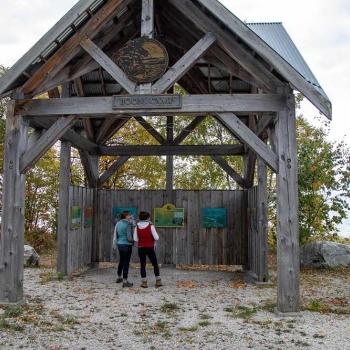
top-left (246, 22), bottom-right (322, 90)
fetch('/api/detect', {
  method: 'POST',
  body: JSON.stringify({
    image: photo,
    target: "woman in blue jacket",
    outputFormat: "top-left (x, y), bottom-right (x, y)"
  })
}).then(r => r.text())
top-left (114, 211), bottom-right (134, 288)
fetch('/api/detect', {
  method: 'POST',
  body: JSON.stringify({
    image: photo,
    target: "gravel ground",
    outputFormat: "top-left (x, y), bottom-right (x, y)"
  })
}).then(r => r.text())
top-left (0, 264), bottom-right (349, 350)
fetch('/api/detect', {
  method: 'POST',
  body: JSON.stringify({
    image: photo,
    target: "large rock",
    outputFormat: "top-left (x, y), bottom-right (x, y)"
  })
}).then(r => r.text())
top-left (24, 245), bottom-right (40, 267)
top-left (301, 241), bottom-right (350, 268)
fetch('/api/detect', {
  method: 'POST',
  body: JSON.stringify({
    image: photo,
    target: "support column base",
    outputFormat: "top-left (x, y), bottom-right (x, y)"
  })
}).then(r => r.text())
top-left (0, 299), bottom-right (26, 307)
top-left (274, 308), bottom-right (301, 318)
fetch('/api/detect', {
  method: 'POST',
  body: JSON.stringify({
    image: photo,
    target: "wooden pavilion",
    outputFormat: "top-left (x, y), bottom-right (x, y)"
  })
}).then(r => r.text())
top-left (0, 0), bottom-right (331, 314)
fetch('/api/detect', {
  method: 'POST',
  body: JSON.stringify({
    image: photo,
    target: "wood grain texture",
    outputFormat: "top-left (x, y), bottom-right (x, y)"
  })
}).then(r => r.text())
top-left (17, 94), bottom-right (286, 116)
top-left (20, 116), bottom-right (76, 174)
top-left (0, 105), bottom-right (28, 303)
top-left (276, 93), bottom-right (300, 313)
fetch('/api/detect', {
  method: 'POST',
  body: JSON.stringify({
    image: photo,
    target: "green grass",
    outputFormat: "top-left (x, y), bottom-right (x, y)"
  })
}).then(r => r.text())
top-left (160, 302), bottom-right (180, 314)
top-left (40, 271), bottom-right (65, 284)
top-left (178, 325), bottom-right (199, 332)
top-left (198, 320), bottom-right (211, 327)
top-left (4, 306), bottom-right (23, 318)
top-left (307, 299), bottom-right (322, 312)
top-left (225, 306), bottom-right (258, 319)
top-left (0, 317), bottom-right (24, 332)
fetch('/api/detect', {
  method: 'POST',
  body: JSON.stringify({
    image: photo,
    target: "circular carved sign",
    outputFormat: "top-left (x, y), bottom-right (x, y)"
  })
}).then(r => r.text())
top-left (114, 37), bottom-right (169, 84)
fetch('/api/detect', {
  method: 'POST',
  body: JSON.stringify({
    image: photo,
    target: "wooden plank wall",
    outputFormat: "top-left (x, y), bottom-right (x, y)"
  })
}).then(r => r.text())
top-left (97, 190), bottom-right (247, 266)
top-left (247, 186), bottom-right (258, 277)
top-left (67, 186), bottom-right (94, 274)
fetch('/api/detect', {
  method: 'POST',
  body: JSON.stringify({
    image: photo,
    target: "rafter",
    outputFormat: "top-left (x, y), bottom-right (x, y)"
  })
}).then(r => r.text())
top-left (79, 150), bottom-right (99, 188)
top-left (152, 32), bottom-right (216, 94)
top-left (134, 117), bottom-right (165, 144)
top-left (173, 116), bottom-right (206, 144)
top-left (80, 38), bottom-right (137, 94)
top-left (21, 0), bottom-right (128, 96)
top-left (169, 0), bottom-right (283, 93)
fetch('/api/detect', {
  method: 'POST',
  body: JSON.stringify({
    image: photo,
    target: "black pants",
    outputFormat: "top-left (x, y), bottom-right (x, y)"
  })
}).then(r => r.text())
top-left (138, 247), bottom-right (160, 278)
top-left (117, 245), bottom-right (133, 279)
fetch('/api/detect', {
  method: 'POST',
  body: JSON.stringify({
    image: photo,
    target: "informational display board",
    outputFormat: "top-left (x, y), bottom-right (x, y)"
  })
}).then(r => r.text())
top-left (84, 207), bottom-right (93, 227)
top-left (113, 207), bottom-right (138, 222)
top-left (154, 204), bottom-right (185, 228)
top-left (71, 206), bottom-right (82, 229)
top-left (202, 208), bottom-right (227, 228)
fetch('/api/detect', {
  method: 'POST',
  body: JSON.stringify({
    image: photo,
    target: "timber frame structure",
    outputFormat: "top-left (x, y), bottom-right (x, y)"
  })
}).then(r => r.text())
top-left (0, 0), bottom-right (331, 314)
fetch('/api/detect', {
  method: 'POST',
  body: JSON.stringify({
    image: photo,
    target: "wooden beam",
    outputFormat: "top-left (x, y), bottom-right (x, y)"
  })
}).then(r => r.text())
top-left (17, 94), bottom-right (286, 116)
top-left (257, 158), bottom-right (269, 282)
top-left (79, 150), bottom-right (99, 188)
top-left (244, 115), bottom-right (257, 188)
top-left (152, 33), bottom-right (216, 94)
top-left (33, 4), bottom-right (137, 96)
top-left (166, 116), bottom-right (174, 195)
top-left (74, 77), bottom-right (95, 142)
top-left (0, 102), bottom-right (28, 303)
top-left (216, 113), bottom-right (278, 172)
top-left (211, 155), bottom-right (248, 189)
top-left (169, 0), bottom-right (283, 93)
top-left (0, 0), bottom-right (98, 95)
top-left (134, 117), bottom-right (165, 144)
top-left (80, 38), bottom-right (137, 94)
top-left (57, 141), bottom-right (71, 276)
top-left (141, 0), bottom-right (154, 38)
top-left (96, 117), bottom-right (130, 145)
top-left (173, 116), bottom-right (206, 144)
top-left (30, 117), bottom-right (98, 154)
top-left (99, 144), bottom-right (245, 156)
top-left (276, 92), bottom-right (300, 313)
top-left (20, 116), bottom-right (76, 174)
top-left (21, 0), bottom-right (126, 96)
top-left (98, 156), bottom-right (130, 187)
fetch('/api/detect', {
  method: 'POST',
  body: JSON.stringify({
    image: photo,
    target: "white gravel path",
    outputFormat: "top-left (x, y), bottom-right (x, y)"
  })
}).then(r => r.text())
top-left (0, 265), bottom-right (349, 350)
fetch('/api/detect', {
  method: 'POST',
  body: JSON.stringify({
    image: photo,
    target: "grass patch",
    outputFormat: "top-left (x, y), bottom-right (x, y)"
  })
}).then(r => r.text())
top-left (225, 306), bottom-right (258, 319)
top-left (199, 313), bottom-right (212, 320)
top-left (198, 320), bottom-right (211, 327)
top-left (160, 302), bottom-right (180, 314)
top-left (4, 305), bottom-right (24, 318)
top-left (307, 299), bottom-right (322, 312)
top-left (178, 325), bottom-right (199, 332)
top-left (40, 270), bottom-right (65, 284)
top-left (0, 318), bottom-right (24, 332)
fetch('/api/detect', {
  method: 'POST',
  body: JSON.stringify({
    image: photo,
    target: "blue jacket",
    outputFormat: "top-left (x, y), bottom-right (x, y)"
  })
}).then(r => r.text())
top-left (116, 219), bottom-right (133, 246)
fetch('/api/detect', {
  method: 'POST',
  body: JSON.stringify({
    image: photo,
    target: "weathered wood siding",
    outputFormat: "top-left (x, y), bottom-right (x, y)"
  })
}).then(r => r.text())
top-left (247, 187), bottom-right (259, 278)
top-left (67, 186), bottom-right (94, 274)
top-left (97, 190), bottom-right (247, 265)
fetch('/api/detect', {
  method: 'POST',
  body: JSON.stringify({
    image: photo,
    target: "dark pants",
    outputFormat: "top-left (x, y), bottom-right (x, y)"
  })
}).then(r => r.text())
top-left (138, 247), bottom-right (160, 279)
top-left (117, 245), bottom-right (133, 279)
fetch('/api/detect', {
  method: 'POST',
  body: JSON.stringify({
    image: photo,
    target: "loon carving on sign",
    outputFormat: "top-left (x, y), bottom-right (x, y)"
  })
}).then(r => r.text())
top-left (114, 37), bottom-right (169, 83)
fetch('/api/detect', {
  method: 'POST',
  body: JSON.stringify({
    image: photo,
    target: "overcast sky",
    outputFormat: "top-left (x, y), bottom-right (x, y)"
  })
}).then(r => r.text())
top-left (0, 0), bottom-right (349, 144)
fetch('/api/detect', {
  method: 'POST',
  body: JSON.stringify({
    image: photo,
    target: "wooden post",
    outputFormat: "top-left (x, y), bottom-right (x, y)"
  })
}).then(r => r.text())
top-left (90, 156), bottom-right (100, 265)
top-left (276, 92), bottom-right (300, 313)
top-left (0, 101), bottom-right (28, 304)
top-left (257, 158), bottom-right (269, 282)
top-left (57, 141), bottom-right (71, 275)
top-left (166, 116), bottom-right (174, 200)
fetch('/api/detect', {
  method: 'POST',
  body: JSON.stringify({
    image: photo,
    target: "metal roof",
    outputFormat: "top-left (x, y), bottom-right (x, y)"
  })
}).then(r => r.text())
top-left (246, 22), bottom-right (323, 93)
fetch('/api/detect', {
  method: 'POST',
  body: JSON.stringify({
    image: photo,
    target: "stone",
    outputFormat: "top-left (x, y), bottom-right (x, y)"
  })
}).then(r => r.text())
top-left (24, 245), bottom-right (40, 267)
top-left (300, 241), bottom-right (350, 268)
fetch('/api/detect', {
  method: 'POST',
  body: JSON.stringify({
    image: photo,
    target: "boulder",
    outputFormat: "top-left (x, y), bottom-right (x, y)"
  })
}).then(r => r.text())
top-left (24, 245), bottom-right (40, 267)
top-left (301, 241), bottom-right (350, 268)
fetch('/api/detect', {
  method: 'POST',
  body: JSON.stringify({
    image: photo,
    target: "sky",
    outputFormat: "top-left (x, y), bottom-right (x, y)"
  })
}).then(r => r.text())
top-left (0, 0), bottom-right (349, 144)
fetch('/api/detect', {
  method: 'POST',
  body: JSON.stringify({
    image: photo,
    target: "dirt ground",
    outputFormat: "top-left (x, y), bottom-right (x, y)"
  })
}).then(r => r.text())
top-left (0, 263), bottom-right (349, 350)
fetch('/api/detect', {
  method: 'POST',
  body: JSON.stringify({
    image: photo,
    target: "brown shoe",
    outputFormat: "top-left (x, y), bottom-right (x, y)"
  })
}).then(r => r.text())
top-left (141, 280), bottom-right (148, 288)
top-left (156, 279), bottom-right (163, 288)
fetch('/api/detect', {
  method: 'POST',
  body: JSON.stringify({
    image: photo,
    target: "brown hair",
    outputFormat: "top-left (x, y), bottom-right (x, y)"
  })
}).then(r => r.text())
top-left (120, 211), bottom-right (130, 220)
top-left (139, 211), bottom-right (150, 221)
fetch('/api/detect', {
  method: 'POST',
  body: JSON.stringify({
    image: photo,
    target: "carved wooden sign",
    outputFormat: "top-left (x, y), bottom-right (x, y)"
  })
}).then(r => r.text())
top-left (114, 38), bottom-right (169, 83)
top-left (112, 95), bottom-right (182, 110)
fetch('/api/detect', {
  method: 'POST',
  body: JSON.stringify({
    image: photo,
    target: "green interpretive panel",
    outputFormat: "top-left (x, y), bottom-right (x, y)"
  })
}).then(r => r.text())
top-left (202, 208), bottom-right (227, 228)
top-left (154, 204), bottom-right (185, 228)
top-left (71, 206), bottom-right (82, 229)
